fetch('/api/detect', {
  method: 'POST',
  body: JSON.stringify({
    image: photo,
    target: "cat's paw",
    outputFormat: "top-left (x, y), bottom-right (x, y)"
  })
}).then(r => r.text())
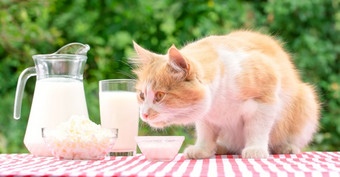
top-left (184, 145), bottom-right (215, 159)
top-left (242, 146), bottom-right (269, 159)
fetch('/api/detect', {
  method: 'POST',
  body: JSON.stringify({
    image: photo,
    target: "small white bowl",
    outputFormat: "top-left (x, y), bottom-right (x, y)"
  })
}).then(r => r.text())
top-left (135, 136), bottom-right (185, 161)
top-left (42, 127), bottom-right (118, 160)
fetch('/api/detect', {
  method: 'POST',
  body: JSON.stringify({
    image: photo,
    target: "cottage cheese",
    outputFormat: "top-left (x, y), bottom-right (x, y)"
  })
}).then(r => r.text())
top-left (43, 115), bottom-right (117, 160)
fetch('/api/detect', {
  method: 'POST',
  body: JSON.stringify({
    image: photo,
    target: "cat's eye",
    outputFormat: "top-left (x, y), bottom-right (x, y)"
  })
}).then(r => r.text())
top-left (139, 92), bottom-right (145, 101)
top-left (154, 91), bottom-right (165, 102)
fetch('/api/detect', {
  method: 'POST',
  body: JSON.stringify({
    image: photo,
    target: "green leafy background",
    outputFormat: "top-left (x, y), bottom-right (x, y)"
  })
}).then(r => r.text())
top-left (0, 0), bottom-right (339, 153)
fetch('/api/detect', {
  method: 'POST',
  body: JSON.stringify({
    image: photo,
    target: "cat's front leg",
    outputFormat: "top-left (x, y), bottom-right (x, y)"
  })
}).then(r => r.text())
top-left (184, 120), bottom-right (218, 159)
top-left (241, 102), bottom-right (277, 159)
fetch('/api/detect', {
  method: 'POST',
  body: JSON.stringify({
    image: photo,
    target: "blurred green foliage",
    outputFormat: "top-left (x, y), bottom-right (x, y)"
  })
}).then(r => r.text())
top-left (0, 0), bottom-right (339, 153)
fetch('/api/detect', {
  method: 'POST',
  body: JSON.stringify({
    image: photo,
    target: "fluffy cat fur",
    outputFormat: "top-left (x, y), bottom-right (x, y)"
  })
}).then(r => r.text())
top-left (132, 30), bottom-right (320, 159)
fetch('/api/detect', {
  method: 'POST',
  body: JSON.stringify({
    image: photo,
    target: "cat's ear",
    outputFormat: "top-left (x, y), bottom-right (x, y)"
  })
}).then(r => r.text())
top-left (133, 41), bottom-right (154, 64)
top-left (168, 45), bottom-right (190, 77)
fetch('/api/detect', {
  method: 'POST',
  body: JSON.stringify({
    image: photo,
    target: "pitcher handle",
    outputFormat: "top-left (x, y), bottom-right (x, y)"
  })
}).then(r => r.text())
top-left (13, 67), bottom-right (36, 120)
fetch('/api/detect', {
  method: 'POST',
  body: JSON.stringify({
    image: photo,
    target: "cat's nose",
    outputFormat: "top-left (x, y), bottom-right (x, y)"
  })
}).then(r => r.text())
top-left (142, 113), bottom-right (149, 119)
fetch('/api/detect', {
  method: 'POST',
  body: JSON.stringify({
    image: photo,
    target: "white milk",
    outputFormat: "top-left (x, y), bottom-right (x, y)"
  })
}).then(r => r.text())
top-left (24, 78), bottom-right (89, 156)
top-left (99, 91), bottom-right (139, 154)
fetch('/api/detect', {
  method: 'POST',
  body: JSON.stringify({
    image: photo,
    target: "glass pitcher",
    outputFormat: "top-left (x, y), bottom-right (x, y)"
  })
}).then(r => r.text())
top-left (14, 43), bottom-right (90, 157)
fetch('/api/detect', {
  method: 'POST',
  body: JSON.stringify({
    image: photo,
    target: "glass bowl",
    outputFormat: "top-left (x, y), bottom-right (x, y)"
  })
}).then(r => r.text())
top-left (42, 127), bottom-right (117, 160)
top-left (135, 136), bottom-right (185, 161)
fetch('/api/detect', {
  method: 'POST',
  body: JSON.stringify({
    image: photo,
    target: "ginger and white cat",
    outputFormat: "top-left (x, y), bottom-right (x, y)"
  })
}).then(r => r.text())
top-left (132, 30), bottom-right (320, 159)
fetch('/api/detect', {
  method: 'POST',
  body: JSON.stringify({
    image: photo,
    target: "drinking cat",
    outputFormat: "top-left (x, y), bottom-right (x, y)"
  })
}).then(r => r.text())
top-left (131, 30), bottom-right (320, 159)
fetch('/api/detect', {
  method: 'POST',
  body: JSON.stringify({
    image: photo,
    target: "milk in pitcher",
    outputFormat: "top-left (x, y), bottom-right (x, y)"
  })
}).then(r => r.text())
top-left (24, 78), bottom-right (89, 156)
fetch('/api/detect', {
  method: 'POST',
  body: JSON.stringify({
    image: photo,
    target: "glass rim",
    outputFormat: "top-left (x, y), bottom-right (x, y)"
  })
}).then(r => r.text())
top-left (99, 79), bottom-right (136, 84)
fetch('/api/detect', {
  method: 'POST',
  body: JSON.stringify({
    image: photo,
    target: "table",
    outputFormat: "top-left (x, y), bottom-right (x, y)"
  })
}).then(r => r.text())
top-left (1, 152), bottom-right (340, 177)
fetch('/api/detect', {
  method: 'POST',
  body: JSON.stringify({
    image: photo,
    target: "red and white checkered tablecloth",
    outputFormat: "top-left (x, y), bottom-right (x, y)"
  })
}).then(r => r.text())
top-left (0, 152), bottom-right (340, 177)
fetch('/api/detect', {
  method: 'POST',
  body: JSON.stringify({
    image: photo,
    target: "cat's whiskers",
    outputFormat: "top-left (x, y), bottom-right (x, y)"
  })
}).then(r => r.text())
top-left (117, 71), bottom-right (136, 79)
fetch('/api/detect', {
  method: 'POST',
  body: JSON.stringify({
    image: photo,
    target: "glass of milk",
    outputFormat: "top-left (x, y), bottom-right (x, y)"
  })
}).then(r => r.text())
top-left (99, 79), bottom-right (139, 156)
